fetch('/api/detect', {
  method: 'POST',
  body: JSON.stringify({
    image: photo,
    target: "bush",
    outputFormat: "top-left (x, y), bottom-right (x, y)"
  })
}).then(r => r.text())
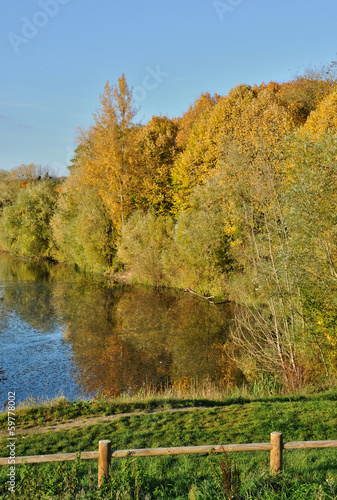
top-left (0, 180), bottom-right (57, 257)
top-left (51, 179), bottom-right (117, 273)
top-left (118, 210), bottom-right (174, 286)
top-left (168, 174), bottom-right (232, 297)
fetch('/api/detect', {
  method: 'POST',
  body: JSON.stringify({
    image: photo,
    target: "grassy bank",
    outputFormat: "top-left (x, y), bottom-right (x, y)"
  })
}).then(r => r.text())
top-left (0, 384), bottom-right (336, 429)
top-left (0, 391), bottom-right (337, 498)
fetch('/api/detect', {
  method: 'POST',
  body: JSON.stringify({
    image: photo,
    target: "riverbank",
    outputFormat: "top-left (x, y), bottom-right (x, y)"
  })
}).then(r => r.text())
top-left (0, 251), bottom-right (238, 406)
top-left (1, 384), bottom-right (335, 429)
top-left (0, 390), bottom-right (337, 498)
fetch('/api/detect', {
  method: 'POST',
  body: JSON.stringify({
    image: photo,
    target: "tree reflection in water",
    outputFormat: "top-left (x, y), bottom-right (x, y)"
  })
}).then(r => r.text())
top-left (0, 253), bottom-right (240, 400)
top-left (53, 284), bottom-right (235, 397)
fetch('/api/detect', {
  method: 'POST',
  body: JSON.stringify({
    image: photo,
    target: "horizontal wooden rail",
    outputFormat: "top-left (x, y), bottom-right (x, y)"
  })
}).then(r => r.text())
top-left (1, 433), bottom-right (337, 486)
top-left (111, 442), bottom-right (272, 458)
top-left (0, 451), bottom-right (98, 465)
top-left (0, 442), bottom-right (271, 466)
top-left (284, 440), bottom-right (337, 450)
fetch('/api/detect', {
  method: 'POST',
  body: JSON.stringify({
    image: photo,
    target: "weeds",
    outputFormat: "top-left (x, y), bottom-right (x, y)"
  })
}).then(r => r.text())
top-left (1, 450), bottom-right (337, 499)
top-left (208, 448), bottom-right (241, 499)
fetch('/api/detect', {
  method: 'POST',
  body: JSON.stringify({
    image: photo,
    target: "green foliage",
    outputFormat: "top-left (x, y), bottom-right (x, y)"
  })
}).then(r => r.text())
top-left (0, 180), bottom-right (57, 257)
top-left (51, 175), bottom-right (116, 273)
top-left (118, 210), bottom-right (174, 286)
top-left (282, 132), bottom-right (337, 374)
top-left (0, 170), bottom-right (19, 215)
top-left (2, 453), bottom-right (337, 499)
top-left (211, 126), bottom-right (337, 386)
top-left (12, 457), bottom-right (84, 499)
top-left (168, 174), bottom-right (232, 296)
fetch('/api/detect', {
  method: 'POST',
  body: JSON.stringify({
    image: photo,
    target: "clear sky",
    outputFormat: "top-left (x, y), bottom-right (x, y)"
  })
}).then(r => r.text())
top-left (1, 0), bottom-right (336, 177)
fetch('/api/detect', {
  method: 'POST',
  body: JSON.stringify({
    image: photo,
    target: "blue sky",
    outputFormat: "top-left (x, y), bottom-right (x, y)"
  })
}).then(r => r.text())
top-left (1, 0), bottom-right (336, 176)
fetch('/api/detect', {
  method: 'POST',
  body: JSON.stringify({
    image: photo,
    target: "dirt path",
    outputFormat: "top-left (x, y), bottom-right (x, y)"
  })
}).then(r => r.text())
top-left (0, 406), bottom-right (221, 438)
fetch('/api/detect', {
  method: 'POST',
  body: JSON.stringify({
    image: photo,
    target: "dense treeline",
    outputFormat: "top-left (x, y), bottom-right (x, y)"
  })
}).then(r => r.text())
top-left (1, 67), bottom-right (337, 389)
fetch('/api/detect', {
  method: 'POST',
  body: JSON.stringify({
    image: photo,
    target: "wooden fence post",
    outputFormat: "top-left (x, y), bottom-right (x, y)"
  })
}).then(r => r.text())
top-left (98, 440), bottom-right (111, 487)
top-left (270, 432), bottom-right (283, 473)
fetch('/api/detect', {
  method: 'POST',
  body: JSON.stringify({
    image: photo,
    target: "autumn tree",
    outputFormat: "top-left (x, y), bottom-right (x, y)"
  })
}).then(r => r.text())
top-left (130, 116), bottom-right (179, 214)
top-left (76, 75), bottom-right (139, 229)
top-left (278, 71), bottom-right (335, 126)
top-left (168, 174), bottom-right (232, 296)
top-left (222, 149), bottom-right (307, 388)
top-left (175, 92), bottom-right (219, 151)
top-left (218, 120), bottom-right (337, 386)
top-left (281, 132), bottom-right (337, 375)
top-left (0, 164), bottom-right (54, 215)
top-left (51, 167), bottom-right (116, 272)
top-left (175, 85), bottom-right (298, 386)
top-left (171, 84), bottom-right (257, 214)
top-left (301, 89), bottom-right (337, 138)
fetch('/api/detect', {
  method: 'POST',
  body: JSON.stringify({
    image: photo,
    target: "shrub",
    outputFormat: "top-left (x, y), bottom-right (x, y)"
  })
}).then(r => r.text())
top-left (118, 210), bottom-right (174, 286)
top-left (0, 180), bottom-right (57, 258)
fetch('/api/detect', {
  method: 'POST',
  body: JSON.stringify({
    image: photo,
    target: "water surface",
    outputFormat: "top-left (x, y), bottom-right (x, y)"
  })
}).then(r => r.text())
top-left (0, 253), bottom-right (232, 406)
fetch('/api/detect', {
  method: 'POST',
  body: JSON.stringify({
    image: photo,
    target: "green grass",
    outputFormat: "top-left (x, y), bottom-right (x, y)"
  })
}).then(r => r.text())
top-left (0, 392), bottom-right (337, 498)
top-left (1, 387), bottom-right (337, 430)
top-left (3, 451), bottom-right (337, 499)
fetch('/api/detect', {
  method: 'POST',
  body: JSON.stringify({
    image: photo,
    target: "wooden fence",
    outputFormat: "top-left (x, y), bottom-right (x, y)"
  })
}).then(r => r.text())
top-left (1, 432), bottom-right (337, 487)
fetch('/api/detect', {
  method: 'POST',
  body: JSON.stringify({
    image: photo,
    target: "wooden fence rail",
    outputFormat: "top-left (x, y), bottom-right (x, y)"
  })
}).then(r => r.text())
top-left (1, 432), bottom-right (337, 487)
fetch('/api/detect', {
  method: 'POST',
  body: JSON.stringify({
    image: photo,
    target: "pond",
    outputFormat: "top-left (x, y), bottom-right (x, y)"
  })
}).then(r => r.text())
top-left (0, 253), bottom-right (234, 407)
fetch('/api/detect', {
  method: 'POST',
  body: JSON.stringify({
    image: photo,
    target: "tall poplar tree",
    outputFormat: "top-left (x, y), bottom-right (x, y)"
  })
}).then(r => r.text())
top-left (77, 74), bottom-right (138, 229)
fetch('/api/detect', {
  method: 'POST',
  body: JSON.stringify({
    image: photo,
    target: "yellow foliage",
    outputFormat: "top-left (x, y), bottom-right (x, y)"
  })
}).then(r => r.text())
top-left (130, 116), bottom-right (178, 214)
top-left (172, 83), bottom-right (294, 214)
top-left (75, 75), bottom-right (138, 230)
top-left (175, 92), bottom-right (219, 150)
top-left (301, 90), bottom-right (337, 138)
top-left (278, 77), bottom-right (334, 125)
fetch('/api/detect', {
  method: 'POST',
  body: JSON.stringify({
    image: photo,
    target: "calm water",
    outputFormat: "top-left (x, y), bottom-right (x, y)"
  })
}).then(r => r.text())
top-left (0, 253), bottom-right (232, 407)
